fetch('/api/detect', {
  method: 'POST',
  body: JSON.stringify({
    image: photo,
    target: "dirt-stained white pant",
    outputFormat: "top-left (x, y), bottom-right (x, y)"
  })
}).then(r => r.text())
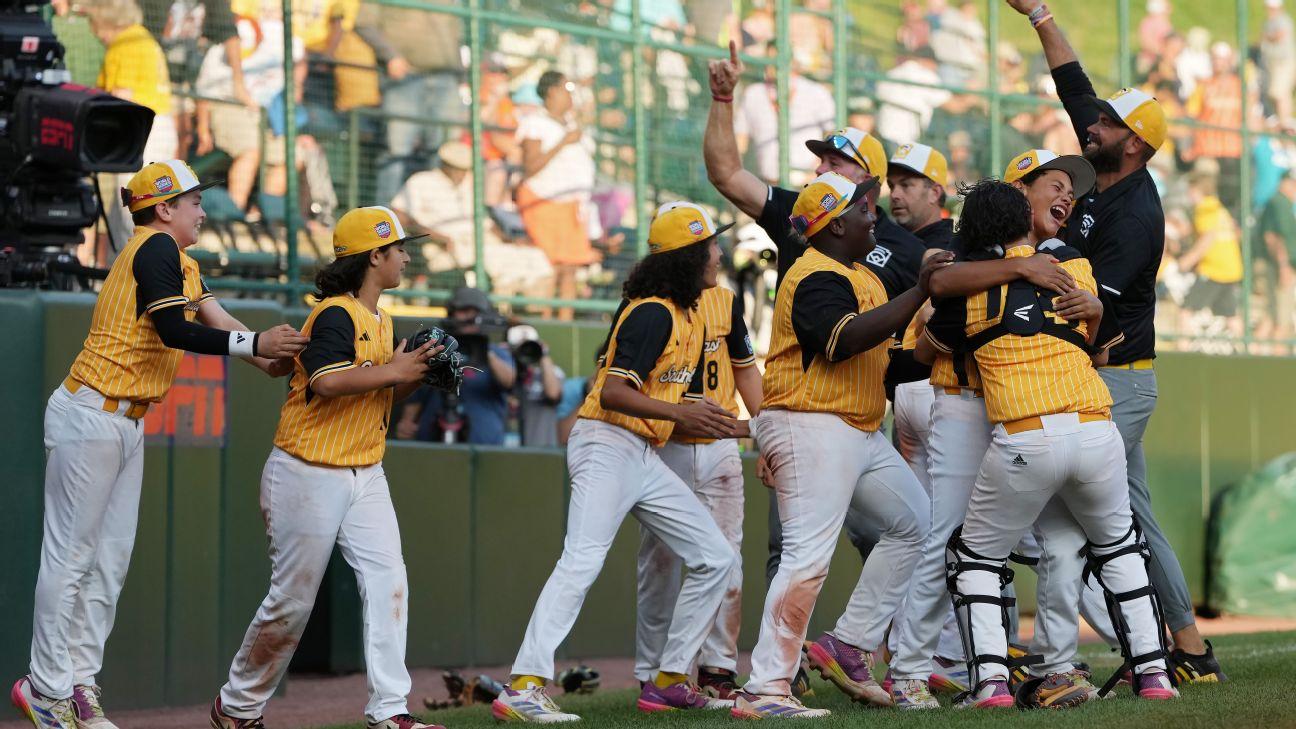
top-left (29, 384), bottom-right (144, 699)
top-left (745, 410), bottom-right (929, 696)
top-left (955, 416), bottom-right (1167, 682)
top-left (634, 439), bottom-right (745, 682)
top-left (220, 448), bottom-right (412, 723)
top-left (513, 419), bottom-right (737, 681)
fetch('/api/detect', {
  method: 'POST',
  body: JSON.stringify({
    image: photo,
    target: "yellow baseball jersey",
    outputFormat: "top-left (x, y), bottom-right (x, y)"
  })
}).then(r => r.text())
top-left (675, 286), bottom-right (757, 444)
top-left (578, 297), bottom-right (702, 447)
top-left (68, 226), bottom-right (212, 402)
top-left (925, 243), bottom-right (1121, 423)
top-left (97, 24), bottom-right (171, 115)
top-left (763, 247), bottom-right (891, 432)
top-left (274, 295), bottom-right (395, 467)
top-left (928, 352), bottom-right (983, 391)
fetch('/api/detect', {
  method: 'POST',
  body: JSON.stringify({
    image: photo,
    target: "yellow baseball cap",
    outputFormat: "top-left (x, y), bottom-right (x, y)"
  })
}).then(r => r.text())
top-left (1003, 149), bottom-right (1097, 198)
top-left (805, 127), bottom-right (888, 178)
top-left (332, 206), bottom-right (429, 258)
top-left (888, 142), bottom-right (949, 187)
top-left (120, 159), bottom-right (221, 213)
top-left (789, 172), bottom-right (876, 239)
top-left (1094, 87), bottom-right (1167, 152)
top-left (646, 201), bottom-right (733, 255)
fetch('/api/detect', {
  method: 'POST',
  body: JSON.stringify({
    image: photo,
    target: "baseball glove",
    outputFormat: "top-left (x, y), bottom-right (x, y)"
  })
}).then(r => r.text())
top-left (405, 327), bottom-right (469, 395)
top-left (557, 665), bottom-right (601, 694)
top-left (423, 670), bottom-right (507, 711)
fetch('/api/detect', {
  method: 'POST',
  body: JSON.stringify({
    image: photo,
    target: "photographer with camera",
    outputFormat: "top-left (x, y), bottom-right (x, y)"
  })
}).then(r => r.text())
top-left (395, 286), bottom-right (517, 444)
top-left (508, 324), bottom-right (564, 448)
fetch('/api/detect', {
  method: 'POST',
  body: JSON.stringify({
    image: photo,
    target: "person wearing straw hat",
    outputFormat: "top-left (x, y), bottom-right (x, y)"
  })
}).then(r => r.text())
top-left (494, 202), bottom-right (742, 723)
top-left (11, 160), bottom-right (307, 729)
top-left (732, 172), bottom-right (950, 719)
top-left (211, 207), bottom-right (445, 729)
top-left (1006, 0), bottom-right (1225, 683)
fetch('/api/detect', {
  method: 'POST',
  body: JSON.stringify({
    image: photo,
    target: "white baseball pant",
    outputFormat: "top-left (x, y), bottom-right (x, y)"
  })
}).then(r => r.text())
top-left (634, 439), bottom-right (745, 682)
top-left (29, 384), bottom-right (144, 699)
top-left (744, 410), bottom-right (929, 696)
top-left (955, 415), bottom-right (1167, 682)
top-left (892, 380), bottom-right (935, 492)
top-left (219, 448), bottom-right (412, 723)
top-left (512, 419), bottom-right (737, 680)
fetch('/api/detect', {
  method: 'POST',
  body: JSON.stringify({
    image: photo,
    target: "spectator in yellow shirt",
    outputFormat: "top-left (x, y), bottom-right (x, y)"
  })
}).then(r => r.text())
top-left (1181, 170), bottom-right (1244, 343)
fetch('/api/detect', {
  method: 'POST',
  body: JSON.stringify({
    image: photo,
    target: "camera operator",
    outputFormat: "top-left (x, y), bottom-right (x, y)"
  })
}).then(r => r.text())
top-left (508, 325), bottom-right (564, 448)
top-left (395, 287), bottom-right (516, 444)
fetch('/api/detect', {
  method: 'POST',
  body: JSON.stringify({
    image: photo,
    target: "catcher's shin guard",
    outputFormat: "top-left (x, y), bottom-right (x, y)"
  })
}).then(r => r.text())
top-left (1083, 520), bottom-right (1174, 698)
top-left (945, 527), bottom-right (1041, 699)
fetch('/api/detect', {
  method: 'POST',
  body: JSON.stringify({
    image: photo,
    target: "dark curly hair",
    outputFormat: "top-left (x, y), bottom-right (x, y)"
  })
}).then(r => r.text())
top-left (621, 240), bottom-right (711, 309)
top-left (955, 178), bottom-right (1031, 253)
top-left (313, 243), bottom-right (396, 299)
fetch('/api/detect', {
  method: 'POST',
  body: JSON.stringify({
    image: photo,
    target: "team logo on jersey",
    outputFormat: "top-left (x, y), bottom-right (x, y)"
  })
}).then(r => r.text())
top-left (154, 175), bottom-right (174, 193)
top-left (703, 339), bottom-right (720, 354)
top-left (1079, 213), bottom-right (1095, 238)
top-left (374, 221), bottom-right (392, 239)
top-left (1016, 156), bottom-right (1034, 171)
top-left (744, 334), bottom-right (753, 355)
top-left (658, 366), bottom-right (697, 385)
top-left (688, 220), bottom-right (705, 236)
top-left (866, 245), bottom-right (892, 267)
top-left (1013, 304), bottom-right (1034, 321)
top-left (184, 299), bottom-right (201, 313)
top-left (819, 193), bottom-right (839, 212)
top-left (359, 331), bottom-right (371, 341)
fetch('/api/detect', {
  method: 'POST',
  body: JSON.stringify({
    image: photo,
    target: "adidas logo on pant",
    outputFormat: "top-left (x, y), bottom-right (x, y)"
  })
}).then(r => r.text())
top-left (1011, 454), bottom-right (1028, 466)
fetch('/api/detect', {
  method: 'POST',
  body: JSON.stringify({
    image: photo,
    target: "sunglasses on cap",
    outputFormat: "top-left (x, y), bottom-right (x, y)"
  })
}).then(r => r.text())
top-left (789, 177), bottom-right (878, 235)
top-left (824, 133), bottom-right (869, 173)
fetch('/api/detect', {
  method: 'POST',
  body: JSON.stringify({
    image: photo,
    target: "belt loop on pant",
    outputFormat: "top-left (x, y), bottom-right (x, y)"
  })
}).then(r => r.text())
top-left (63, 375), bottom-right (151, 421)
top-left (1001, 412), bottom-right (1108, 435)
top-left (1100, 358), bottom-right (1154, 370)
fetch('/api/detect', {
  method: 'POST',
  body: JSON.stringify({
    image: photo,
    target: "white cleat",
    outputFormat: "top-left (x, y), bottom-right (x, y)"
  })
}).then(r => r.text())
top-left (11, 677), bottom-right (77, 729)
top-left (491, 683), bottom-right (581, 723)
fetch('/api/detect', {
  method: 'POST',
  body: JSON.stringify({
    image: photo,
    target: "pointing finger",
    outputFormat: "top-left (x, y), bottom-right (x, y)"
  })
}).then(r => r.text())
top-left (729, 39), bottom-right (739, 66)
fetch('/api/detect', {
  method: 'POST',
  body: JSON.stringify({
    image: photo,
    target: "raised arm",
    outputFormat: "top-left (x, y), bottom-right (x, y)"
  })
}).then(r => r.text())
top-left (705, 41), bottom-right (769, 219)
top-left (1007, 1), bottom-right (1096, 145)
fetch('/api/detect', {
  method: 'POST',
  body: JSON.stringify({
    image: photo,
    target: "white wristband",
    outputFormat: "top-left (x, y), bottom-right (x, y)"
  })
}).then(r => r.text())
top-left (229, 330), bottom-right (257, 357)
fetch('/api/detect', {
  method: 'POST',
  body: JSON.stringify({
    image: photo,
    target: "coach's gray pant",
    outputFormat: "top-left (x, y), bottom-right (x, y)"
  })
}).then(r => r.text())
top-left (1099, 367), bottom-right (1195, 632)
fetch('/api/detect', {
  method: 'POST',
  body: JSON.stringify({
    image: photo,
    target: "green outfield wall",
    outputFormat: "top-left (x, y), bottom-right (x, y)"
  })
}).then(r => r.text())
top-left (2, 291), bottom-right (1290, 709)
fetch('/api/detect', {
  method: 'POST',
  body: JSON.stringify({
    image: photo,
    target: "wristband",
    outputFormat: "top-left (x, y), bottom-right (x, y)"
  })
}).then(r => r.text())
top-left (1031, 13), bottom-right (1053, 28)
top-left (229, 330), bottom-right (258, 357)
top-left (1028, 3), bottom-right (1050, 26)
top-left (712, 94), bottom-right (733, 103)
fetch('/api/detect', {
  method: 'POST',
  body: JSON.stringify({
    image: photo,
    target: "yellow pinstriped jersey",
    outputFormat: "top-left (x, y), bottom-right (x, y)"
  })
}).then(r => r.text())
top-left (68, 226), bottom-right (212, 402)
top-left (926, 244), bottom-right (1113, 423)
top-left (928, 352), bottom-right (983, 391)
top-left (675, 286), bottom-right (757, 445)
top-left (274, 295), bottom-right (395, 467)
top-left (763, 248), bottom-right (890, 432)
top-left (578, 297), bottom-right (702, 447)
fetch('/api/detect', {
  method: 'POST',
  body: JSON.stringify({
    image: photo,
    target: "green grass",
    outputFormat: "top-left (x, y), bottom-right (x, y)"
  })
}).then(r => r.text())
top-left (323, 630), bottom-right (1296, 729)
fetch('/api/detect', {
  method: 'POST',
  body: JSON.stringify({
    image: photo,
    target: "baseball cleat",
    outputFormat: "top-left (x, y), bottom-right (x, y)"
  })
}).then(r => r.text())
top-left (70, 685), bottom-right (119, 728)
top-left (697, 667), bottom-right (739, 701)
top-left (11, 678), bottom-right (76, 729)
top-left (929, 656), bottom-right (971, 695)
top-left (209, 697), bottom-right (266, 728)
top-left (890, 679), bottom-right (940, 710)
top-left (367, 714), bottom-right (444, 729)
top-left (1133, 669), bottom-right (1179, 700)
top-left (955, 679), bottom-right (1014, 709)
top-left (803, 634), bottom-right (891, 706)
top-left (491, 683), bottom-right (580, 723)
top-left (637, 681), bottom-right (730, 712)
top-left (729, 691), bottom-right (831, 719)
top-left (1169, 640), bottom-right (1227, 684)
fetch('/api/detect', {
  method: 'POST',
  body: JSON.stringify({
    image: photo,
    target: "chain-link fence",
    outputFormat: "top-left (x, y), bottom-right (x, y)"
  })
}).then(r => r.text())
top-left (55, 0), bottom-right (1296, 353)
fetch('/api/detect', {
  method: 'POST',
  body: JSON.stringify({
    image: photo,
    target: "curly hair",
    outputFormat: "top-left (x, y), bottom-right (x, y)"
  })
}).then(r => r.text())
top-left (621, 240), bottom-right (711, 310)
top-left (955, 178), bottom-right (1032, 253)
top-left (313, 244), bottom-right (395, 300)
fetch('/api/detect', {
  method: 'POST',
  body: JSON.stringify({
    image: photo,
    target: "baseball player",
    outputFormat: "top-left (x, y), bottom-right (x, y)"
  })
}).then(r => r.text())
top-left (11, 161), bottom-right (306, 729)
top-left (492, 202), bottom-right (741, 723)
top-left (923, 179), bottom-right (1177, 709)
top-left (890, 150), bottom-right (1117, 709)
top-left (730, 173), bottom-right (948, 720)
top-left (210, 207), bottom-right (444, 729)
top-left (634, 284), bottom-right (761, 700)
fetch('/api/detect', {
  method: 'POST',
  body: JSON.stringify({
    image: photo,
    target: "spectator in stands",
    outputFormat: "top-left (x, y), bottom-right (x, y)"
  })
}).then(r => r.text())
top-left (50, 0), bottom-right (104, 87)
top-left (735, 44), bottom-right (836, 184)
top-left (931, 0), bottom-right (986, 88)
top-left (1262, 0), bottom-right (1296, 125)
top-left (875, 48), bottom-right (948, 147)
top-left (391, 141), bottom-right (554, 299)
top-left (516, 70), bottom-right (601, 320)
top-left (1186, 42), bottom-right (1246, 216)
top-left (1145, 33), bottom-right (1187, 96)
top-left (1255, 171), bottom-right (1296, 345)
top-left (896, 0), bottom-right (931, 54)
top-left (357, 2), bottom-right (466, 205)
top-left (296, 0), bottom-right (380, 117)
top-left (1138, 0), bottom-right (1175, 77)
top-left (194, 5), bottom-right (306, 212)
top-left (1180, 169), bottom-right (1244, 343)
top-left (396, 287), bottom-right (517, 445)
top-left (789, 0), bottom-right (834, 75)
top-left (507, 325), bottom-right (565, 448)
top-left (1177, 26), bottom-right (1213, 99)
top-left (475, 67), bottom-right (522, 208)
top-left (86, 0), bottom-right (177, 251)
top-left (945, 129), bottom-right (977, 187)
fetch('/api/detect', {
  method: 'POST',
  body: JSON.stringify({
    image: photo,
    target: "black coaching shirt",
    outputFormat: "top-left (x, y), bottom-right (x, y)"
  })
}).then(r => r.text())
top-left (1052, 61), bottom-right (1165, 365)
